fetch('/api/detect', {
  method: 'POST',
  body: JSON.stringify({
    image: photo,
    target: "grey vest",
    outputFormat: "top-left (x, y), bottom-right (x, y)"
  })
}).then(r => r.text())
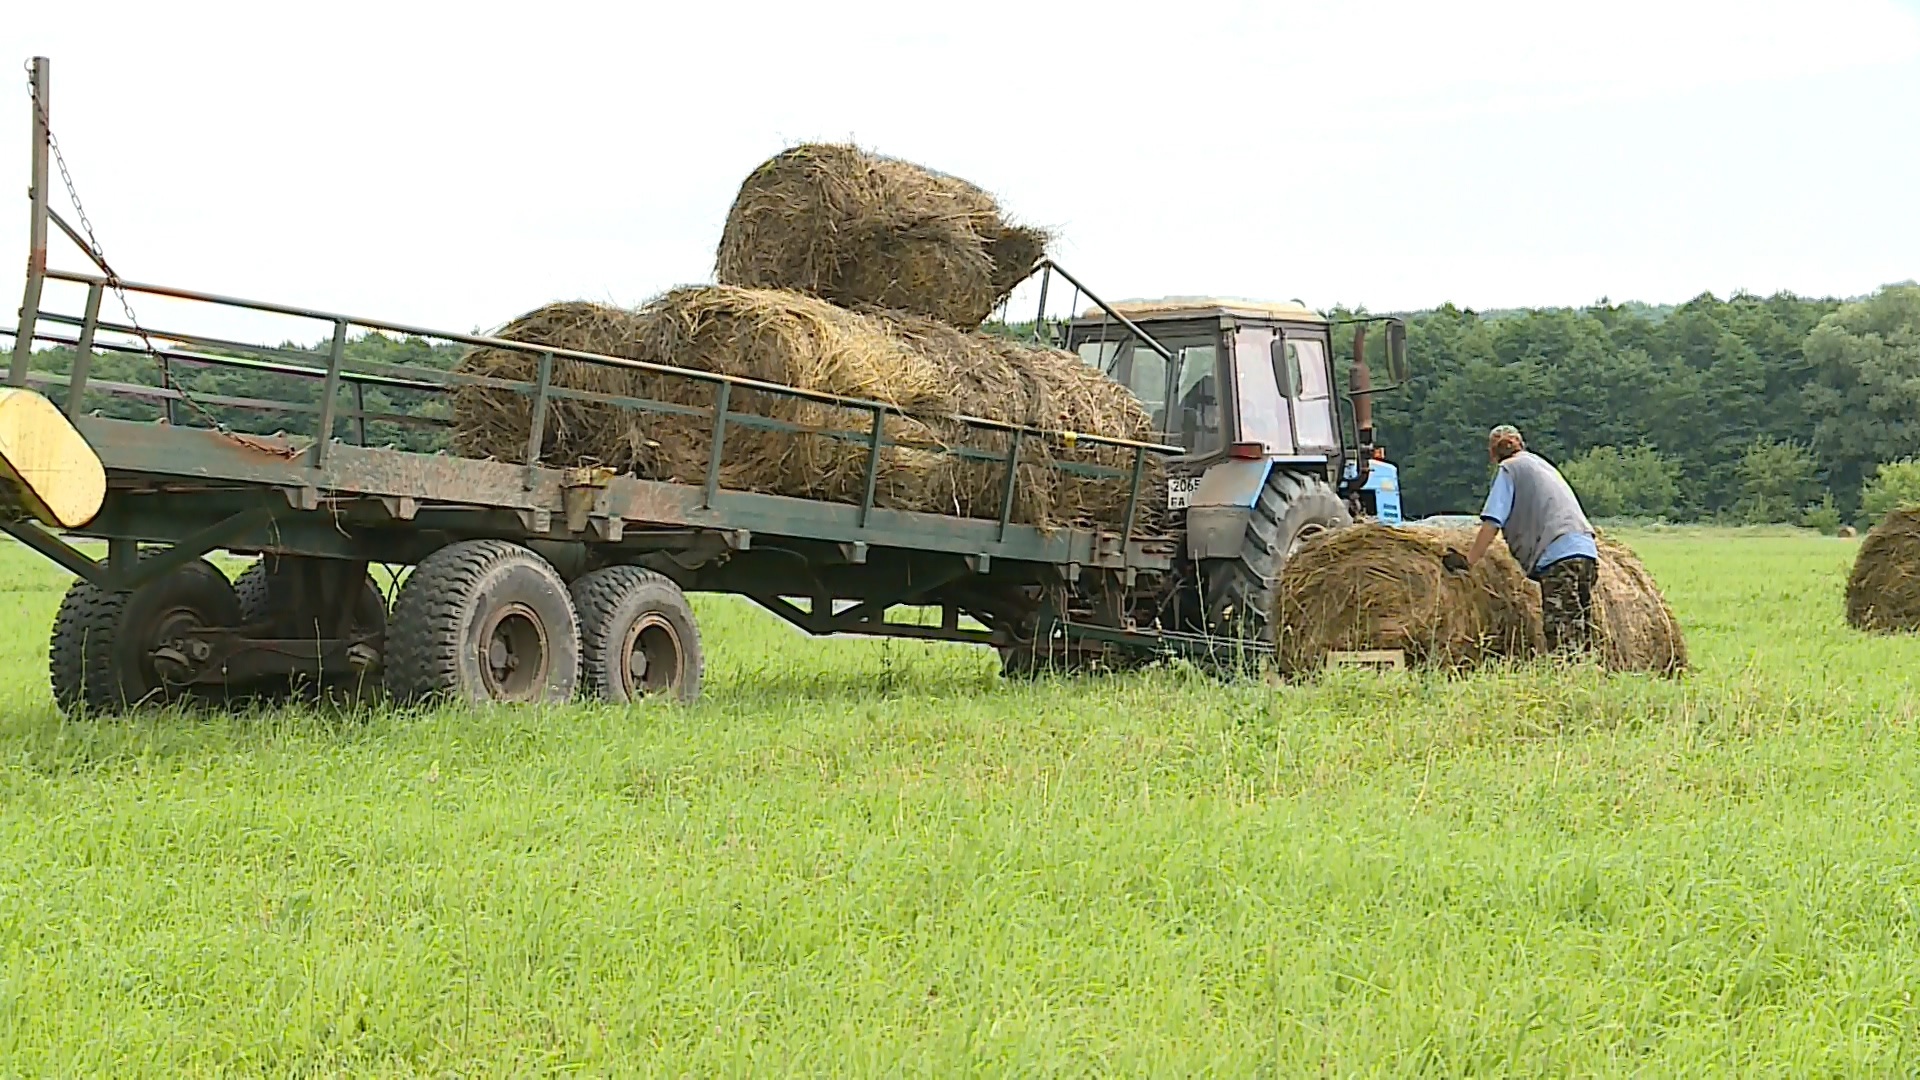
top-left (1497, 451), bottom-right (1593, 574)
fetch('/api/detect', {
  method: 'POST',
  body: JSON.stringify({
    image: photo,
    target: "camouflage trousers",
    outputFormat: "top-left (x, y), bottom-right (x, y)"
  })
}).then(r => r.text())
top-left (1537, 555), bottom-right (1598, 656)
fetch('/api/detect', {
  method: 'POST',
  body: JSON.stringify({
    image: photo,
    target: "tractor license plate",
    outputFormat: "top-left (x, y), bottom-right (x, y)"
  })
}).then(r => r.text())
top-left (1167, 475), bottom-right (1201, 511)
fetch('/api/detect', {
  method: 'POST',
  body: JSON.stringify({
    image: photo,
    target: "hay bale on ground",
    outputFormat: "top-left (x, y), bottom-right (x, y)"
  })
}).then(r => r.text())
top-left (1272, 526), bottom-right (1686, 676)
top-left (1846, 508), bottom-right (1920, 632)
top-left (715, 143), bottom-right (1049, 329)
top-left (1271, 524), bottom-right (1542, 676)
top-left (1592, 534), bottom-right (1688, 673)
top-left (450, 288), bottom-right (1159, 529)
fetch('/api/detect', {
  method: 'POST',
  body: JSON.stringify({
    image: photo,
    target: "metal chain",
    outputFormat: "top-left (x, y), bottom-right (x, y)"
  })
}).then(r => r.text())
top-left (26, 62), bottom-right (233, 434)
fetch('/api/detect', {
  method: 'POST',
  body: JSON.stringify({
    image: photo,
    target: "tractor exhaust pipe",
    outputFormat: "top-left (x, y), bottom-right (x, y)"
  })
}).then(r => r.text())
top-left (1350, 324), bottom-right (1375, 483)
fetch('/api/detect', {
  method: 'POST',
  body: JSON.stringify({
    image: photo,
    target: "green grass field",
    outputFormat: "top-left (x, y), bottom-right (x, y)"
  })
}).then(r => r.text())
top-left (2, 529), bottom-right (1917, 1075)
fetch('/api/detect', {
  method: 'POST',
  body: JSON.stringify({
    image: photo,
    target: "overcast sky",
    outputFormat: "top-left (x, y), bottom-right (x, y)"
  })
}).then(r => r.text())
top-left (5, 0), bottom-right (1918, 343)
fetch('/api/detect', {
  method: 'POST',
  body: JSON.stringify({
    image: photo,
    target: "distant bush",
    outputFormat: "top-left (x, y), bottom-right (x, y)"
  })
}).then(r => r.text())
top-left (1860, 458), bottom-right (1920, 526)
top-left (1561, 445), bottom-right (1680, 520)
top-left (1800, 493), bottom-right (1842, 534)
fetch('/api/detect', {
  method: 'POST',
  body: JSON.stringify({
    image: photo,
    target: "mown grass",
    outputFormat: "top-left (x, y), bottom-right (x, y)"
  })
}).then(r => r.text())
top-left (2, 530), bottom-right (1918, 1075)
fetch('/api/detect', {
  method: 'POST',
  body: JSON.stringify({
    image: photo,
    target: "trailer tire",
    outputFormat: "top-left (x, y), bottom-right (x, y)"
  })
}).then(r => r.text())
top-left (233, 558), bottom-right (388, 698)
top-left (49, 558), bottom-right (242, 715)
top-left (1202, 470), bottom-right (1351, 649)
top-left (386, 540), bottom-right (579, 705)
top-left (571, 566), bottom-right (702, 704)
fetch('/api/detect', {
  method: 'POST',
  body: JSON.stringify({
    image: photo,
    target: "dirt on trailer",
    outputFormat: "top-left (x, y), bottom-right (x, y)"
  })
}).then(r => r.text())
top-left (450, 288), bottom-right (1162, 530)
top-left (714, 143), bottom-right (1050, 330)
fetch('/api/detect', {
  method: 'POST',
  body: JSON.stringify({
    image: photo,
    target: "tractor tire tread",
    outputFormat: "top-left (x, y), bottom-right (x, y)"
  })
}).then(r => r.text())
top-left (1207, 470), bottom-right (1350, 644)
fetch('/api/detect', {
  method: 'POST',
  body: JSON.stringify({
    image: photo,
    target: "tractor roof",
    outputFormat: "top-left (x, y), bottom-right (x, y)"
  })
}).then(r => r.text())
top-left (1075, 296), bottom-right (1327, 325)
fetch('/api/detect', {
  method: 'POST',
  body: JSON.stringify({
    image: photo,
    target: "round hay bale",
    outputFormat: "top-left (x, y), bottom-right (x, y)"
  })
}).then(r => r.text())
top-left (1846, 507), bottom-right (1920, 632)
top-left (1592, 534), bottom-right (1688, 674)
top-left (450, 289), bottom-right (1158, 529)
top-left (1839, 525), bottom-right (1858, 538)
top-left (870, 310), bottom-right (1163, 529)
top-left (450, 291), bottom-right (952, 507)
top-left (1271, 523), bottom-right (1542, 676)
top-left (715, 144), bottom-right (1049, 329)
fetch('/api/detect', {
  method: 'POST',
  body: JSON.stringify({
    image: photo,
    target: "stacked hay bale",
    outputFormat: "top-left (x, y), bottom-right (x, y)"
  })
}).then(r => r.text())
top-left (451, 290), bottom-right (1157, 528)
top-left (714, 143), bottom-right (1050, 329)
top-left (451, 143), bottom-right (1158, 531)
top-left (1846, 508), bottom-right (1920, 631)
top-left (1271, 524), bottom-right (1686, 676)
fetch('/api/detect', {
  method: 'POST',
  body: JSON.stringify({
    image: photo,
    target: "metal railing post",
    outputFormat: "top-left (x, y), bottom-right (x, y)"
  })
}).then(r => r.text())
top-left (11, 57), bottom-right (51, 389)
top-left (522, 350), bottom-right (552, 489)
top-left (1120, 445), bottom-right (1146, 548)
top-left (858, 406), bottom-right (884, 527)
top-left (1031, 265), bottom-right (1051, 343)
top-left (160, 355), bottom-right (181, 426)
top-left (351, 379), bottom-right (368, 446)
top-left (701, 381), bottom-right (732, 509)
top-left (64, 282), bottom-right (103, 419)
top-left (310, 319), bottom-right (348, 467)
top-left (996, 429), bottom-right (1023, 539)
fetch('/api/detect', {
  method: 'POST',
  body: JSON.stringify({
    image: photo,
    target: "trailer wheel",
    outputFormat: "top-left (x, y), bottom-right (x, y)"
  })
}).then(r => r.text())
top-left (49, 558), bottom-right (242, 715)
top-left (385, 540), bottom-right (579, 705)
top-left (234, 558), bottom-right (388, 697)
top-left (570, 566), bottom-right (702, 704)
top-left (1202, 470), bottom-right (1351, 648)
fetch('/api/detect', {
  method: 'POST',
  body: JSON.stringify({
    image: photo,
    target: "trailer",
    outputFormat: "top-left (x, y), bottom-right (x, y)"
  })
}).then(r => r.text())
top-left (3, 58), bottom-right (1210, 712)
top-left (4, 59), bottom-right (1413, 712)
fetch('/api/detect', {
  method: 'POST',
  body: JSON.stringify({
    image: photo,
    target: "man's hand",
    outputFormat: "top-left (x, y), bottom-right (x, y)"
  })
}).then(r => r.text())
top-left (1442, 549), bottom-right (1470, 575)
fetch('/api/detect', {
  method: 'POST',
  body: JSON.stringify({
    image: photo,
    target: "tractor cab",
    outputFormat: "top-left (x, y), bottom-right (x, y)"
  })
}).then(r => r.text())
top-left (1065, 297), bottom-right (1407, 515)
top-left (1064, 296), bottom-right (1409, 639)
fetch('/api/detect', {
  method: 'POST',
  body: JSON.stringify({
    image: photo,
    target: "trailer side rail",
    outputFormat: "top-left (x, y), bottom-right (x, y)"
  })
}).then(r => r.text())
top-left (6, 267), bottom-right (1176, 547)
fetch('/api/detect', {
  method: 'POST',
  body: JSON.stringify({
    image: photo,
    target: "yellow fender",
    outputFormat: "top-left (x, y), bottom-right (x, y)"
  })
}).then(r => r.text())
top-left (0, 387), bottom-right (106, 528)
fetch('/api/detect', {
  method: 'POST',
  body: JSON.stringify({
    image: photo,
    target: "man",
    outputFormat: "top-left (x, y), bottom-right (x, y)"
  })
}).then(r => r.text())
top-left (1443, 425), bottom-right (1599, 654)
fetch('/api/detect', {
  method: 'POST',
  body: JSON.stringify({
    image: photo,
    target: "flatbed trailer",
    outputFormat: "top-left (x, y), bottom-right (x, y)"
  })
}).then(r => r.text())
top-left (2, 58), bottom-right (1196, 711)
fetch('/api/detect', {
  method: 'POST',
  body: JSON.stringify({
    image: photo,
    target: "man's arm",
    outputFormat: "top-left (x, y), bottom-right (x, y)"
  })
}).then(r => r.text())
top-left (1464, 520), bottom-right (1499, 567)
top-left (1458, 469), bottom-right (1513, 569)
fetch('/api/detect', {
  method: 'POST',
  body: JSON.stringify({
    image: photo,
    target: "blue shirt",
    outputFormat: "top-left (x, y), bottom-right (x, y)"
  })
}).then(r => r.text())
top-left (1482, 470), bottom-right (1597, 575)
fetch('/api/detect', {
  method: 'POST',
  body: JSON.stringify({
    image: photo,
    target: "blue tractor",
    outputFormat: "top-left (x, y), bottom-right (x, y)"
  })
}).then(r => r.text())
top-left (1065, 298), bottom-right (1408, 643)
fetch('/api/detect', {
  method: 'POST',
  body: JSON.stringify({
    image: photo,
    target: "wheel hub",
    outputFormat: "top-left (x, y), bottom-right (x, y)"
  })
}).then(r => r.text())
top-left (620, 612), bottom-right (683, 698)
top-left (146, 605), bottom-right (212, 684)
top-left (479, 603), bottom-right (549, 701)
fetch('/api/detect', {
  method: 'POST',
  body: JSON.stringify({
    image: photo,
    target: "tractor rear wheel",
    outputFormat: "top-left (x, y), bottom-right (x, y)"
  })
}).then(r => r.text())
top-left (571, 566), bottom-right (703, 704)
top-left (49, 558), bottom-right (243, 715)
top-left (1201, 470), bottom-right (1351, 650)
top-left (385, 540), bottom-right (580, 705)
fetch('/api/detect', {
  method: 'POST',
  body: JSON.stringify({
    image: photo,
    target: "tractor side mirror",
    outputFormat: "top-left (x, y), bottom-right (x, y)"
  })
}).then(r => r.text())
top-left (1270, 337), bottom-right (1300, 398)
top-left (1385, 320), bottom-right (1410, 383)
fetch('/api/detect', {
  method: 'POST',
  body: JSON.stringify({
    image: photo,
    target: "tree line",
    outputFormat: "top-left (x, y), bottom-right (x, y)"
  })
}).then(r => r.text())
top-left (1340, 283), bottom-right (1920, 526)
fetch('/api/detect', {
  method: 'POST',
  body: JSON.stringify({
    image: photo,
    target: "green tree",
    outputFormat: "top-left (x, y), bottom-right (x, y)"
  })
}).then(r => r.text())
top-left (1859, 458), bottom-right (1920, 525)
top-left (1733, 438), bottom-right (1818, 524)
top-left (1559, 445), bottom-right (1680, 520)
top-left (1804, 285), bottom-right (1920, 514)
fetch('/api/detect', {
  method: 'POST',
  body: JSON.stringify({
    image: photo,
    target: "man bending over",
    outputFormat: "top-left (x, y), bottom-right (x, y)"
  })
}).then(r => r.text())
top-left (1443, 425), bottom-right (1599, 654)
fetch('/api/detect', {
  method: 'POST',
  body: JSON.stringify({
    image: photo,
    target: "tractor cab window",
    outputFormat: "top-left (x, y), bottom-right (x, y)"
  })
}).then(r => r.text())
top-left (1079, 337), bottom-right (1221, 455)
top-left (1285, 336), bottom-right (1338, 449)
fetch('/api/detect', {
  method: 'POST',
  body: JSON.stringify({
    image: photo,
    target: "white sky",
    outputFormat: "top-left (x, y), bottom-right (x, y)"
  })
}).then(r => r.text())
top-left (4, 0), bottom-right (1918, 343)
